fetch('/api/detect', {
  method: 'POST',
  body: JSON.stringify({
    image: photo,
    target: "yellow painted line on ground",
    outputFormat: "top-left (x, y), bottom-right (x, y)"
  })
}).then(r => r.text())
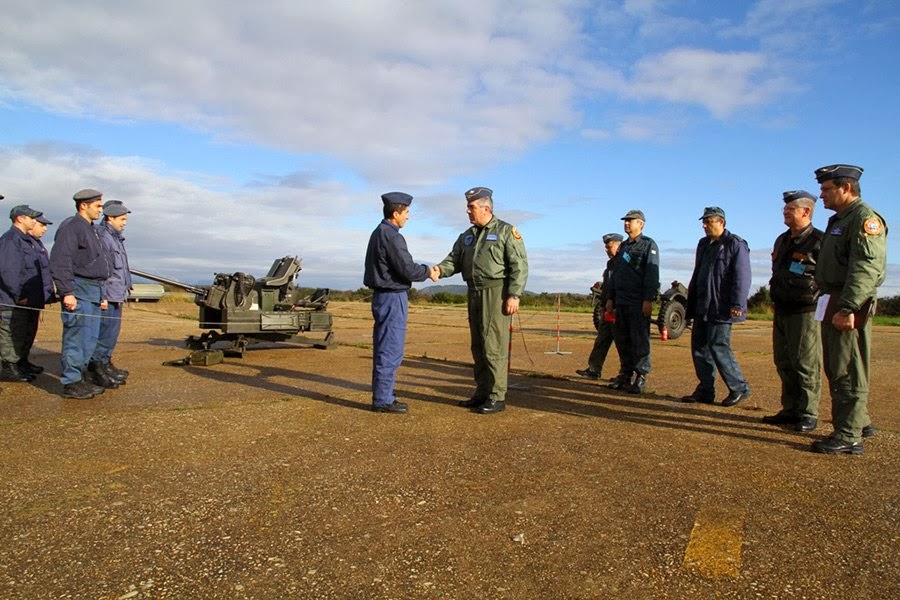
top-left (682, 505), bottom-right (746, 579)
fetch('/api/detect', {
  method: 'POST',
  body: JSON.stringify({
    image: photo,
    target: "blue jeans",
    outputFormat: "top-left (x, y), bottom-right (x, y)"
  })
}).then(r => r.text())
top-left (60, 300), bottom-right (102, 385)
top-left (371, 291), bottom-right (408, 406)
top-left (92, 301), bottom-right (123, 364)
top-left (690, 319), bottom-right (749, 398)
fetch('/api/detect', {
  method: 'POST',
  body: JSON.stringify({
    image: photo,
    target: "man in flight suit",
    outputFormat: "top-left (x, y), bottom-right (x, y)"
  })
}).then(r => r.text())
top-left (763, 190), bottom-right (824, 432)
top-left (812, 164), bottom-right (887, 455)
top-left (576, 232), bottom-right (623, 380)
top-left (433, 187), bottom-right (528, 414)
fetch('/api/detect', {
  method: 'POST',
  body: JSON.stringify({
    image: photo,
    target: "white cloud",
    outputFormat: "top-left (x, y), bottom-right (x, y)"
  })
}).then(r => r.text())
top-left (627, 48), bottom-right (789, 117)
top-left (0, 0), bottom-right (586, 186)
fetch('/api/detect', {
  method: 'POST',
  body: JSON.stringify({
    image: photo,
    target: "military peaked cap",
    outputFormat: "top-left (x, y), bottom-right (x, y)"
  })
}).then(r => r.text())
top-left (602, 233), bottom-right (624, 244)
top-left (73, 188), bottom-right (103, 202)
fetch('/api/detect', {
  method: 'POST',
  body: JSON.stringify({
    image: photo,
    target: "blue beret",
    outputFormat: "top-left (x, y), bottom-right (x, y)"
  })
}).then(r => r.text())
top-left (10, 204), bottom-right (43, 219)
top-left (381, 192), bottom-right (413, 206)
top-left (73, 188), bottom-right (102, 202)
top-left (621, 209), bottom-right (645, 221)
top-left (465, 187), bottom-right (492, 202)
top-left (782, 190), bottom-right (816, 203)
top-left (700, 206), bottom-right (726, 220)
top-left (103, 200), bottom-right (131, 217)
top-left (602, 233), bottom-right (624, 244)
top-left (815, 164), bottom-right (863, 183)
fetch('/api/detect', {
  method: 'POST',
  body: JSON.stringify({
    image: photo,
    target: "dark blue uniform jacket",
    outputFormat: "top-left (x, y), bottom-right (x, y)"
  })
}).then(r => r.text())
top-left (686, 229), bottom-right (751, 323)
top-left (0, 227), bottom-right (45, 308)
top-left (364, 220), bottom-right (428, 291)
top-left (50, 215), bottom-right (109, 297)
top-left (608, 234), bottom-right (660, 305)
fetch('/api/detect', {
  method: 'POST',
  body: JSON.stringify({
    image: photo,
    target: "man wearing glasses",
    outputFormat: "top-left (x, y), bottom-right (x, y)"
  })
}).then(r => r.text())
top-left (811, 164), bottom-right (887, 455)
top-left (762, 191), bottom-right (823, 432)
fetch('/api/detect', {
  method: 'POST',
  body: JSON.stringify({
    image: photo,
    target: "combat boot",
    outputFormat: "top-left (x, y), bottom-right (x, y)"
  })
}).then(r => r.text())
top-left (608, 372), bottom-right (632, 390)
top-left (88, 362), bottom-right (119, 389)
top-left (627, 374), bottom-right (646, 394)
top-left (17, 359), bottom-right (44, 375)
top-left (107, 360), bottom-right (129, 381)
top-left (100, 362), bottom-right (127, 384)
top-left (1, 361), bottom-right (34, 382)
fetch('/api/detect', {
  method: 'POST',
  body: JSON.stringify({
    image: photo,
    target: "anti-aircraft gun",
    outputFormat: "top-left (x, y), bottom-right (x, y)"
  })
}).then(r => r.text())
top-left (130, 256), bottom-right (334, 357)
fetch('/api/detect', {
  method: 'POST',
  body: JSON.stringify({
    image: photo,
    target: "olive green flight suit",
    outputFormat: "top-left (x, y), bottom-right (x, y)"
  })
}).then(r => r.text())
top-left (437, 217), bottom-right (528, 402)
top-left (815, 200), bottom-right (888, 443)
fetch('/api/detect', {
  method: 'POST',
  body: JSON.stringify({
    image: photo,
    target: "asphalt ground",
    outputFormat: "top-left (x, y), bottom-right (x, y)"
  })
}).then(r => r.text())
top-left (1, 300), bottom-right (897, 599)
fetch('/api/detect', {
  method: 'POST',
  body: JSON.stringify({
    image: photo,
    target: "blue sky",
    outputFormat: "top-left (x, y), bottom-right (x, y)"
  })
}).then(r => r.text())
top-left (1, 0), bottom-right (897, 295)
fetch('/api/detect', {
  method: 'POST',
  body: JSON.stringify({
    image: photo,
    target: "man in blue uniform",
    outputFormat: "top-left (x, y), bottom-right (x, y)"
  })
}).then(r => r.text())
top-left (363, 192), bottom-right (430, 414)
top-left (90, 200), bottom-right (133, 387)
top-left (50, 189), bottom-right (111, 399)
top-left (606, 210), bottom-right (659, 394)
top-left (0, 205), bottom-right (44, 383)
top-left (21, 214), bottom-right (56, 375)
top-left (681, 207), bottom-right (752, 406)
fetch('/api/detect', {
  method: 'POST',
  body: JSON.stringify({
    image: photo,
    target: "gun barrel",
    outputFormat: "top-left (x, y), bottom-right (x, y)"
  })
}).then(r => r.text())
top-left (129, 268), bottom-right (207, 296)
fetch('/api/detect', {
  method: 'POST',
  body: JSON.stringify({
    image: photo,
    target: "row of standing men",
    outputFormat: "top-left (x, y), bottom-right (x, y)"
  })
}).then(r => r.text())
top-left (576, 163), bottom-right (887, 455)
top-left (362, 164), bottom-right (887, 456)
top-left (0, 189), bottom-right (133, 399)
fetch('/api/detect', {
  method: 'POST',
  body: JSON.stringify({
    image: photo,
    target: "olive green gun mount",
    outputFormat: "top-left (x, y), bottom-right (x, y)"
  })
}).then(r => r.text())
top-left (130, 256), bottom-right (334, 356)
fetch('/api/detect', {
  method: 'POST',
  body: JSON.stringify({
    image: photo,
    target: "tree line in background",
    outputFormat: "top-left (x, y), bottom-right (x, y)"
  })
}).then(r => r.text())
top-left (321, 287), bottom-right (900, 318)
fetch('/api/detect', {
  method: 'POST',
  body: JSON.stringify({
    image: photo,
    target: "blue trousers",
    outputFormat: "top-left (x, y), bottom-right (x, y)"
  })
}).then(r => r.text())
top-left (690, 319), bottom-right (749, 398)
top-left (92, 301), bottom-right (123, 364)
top-left (371, 291), bottom-right (408, 406)
top-left (60, 298), bottom-right (102, 385)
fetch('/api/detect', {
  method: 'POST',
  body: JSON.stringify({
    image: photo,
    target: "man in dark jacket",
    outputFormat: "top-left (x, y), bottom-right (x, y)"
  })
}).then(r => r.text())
top-left (363, 192), bottom-right (431, 414)
top-left (91, 200), bottom-right (133, 386)
top-left (0, 205), bottom-right (44, 383)
top-left (681, 206), bottom-right (751, 406)
top-left (606, 210), bottom-right (660, 394)
top-left (50, 189), bottom-right (110, 400)
top-left (762, 191), bottom-right (823, 431)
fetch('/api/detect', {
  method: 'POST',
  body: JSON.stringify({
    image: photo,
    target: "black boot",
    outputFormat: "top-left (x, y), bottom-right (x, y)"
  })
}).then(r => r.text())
top-left (88, 362), bottom-right (119, 389)
top-left (1, 361), bottom-right (34, 382)
top-left (107, 360), bottom-right (129, 381)
top-left (608, 372), bottom-right (632, 390)
top-left (100, 362), bottom-right (126, 384)
top-left (17, 359), bottom-right (44, 375)
top-left (627, 374), bottom-right (646, 394)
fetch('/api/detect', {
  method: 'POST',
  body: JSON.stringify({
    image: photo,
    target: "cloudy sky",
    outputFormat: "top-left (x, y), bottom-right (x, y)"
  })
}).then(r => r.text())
top-left (1, 0), bottom-right (898, 295)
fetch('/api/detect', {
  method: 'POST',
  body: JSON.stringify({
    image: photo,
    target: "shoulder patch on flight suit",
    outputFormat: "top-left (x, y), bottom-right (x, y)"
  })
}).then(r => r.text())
top-left (863, 217), bottom-right (883, 236)
top-left (512, 227), bottom-right (522, 240)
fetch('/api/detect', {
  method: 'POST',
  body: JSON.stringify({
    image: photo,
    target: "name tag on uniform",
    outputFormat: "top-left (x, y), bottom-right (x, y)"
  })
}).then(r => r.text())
top-left (789, 261), bottom-right (805, 275)
top-left (485, 233), bottom-right (498, 241)
top-left (464, 234), bottom-right (474, 246)
top-left (622, 251), bottom-right (632, 263)
top-left (830, 226), bottom-right (844, 235)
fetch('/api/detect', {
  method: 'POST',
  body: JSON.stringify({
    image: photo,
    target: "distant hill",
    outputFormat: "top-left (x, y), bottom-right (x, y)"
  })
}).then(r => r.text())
top-left (416, 284), bottom-right (468, 296)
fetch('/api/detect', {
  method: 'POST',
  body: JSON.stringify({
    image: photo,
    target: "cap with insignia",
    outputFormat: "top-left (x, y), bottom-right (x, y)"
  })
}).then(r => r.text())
top-left (9, 204), bottom-right (42, 219)
top-left (73, 188), bottom-right (103, 202)
top-left (465, 187), bottom-right (492, 202)
top-left (782, 190), bottom-right (816, 203)
top-left (700, 206), bottom-right (726, 220)
top-left (621, 209), bottom-right (645, 221)
top-left (602, 233), bottom-right (624, 244)
top-left (36, 215), bottom-right (53, 225)
top-left (380, 192), bottom-right (413, 206)
top-left (814, 164), bottom-right (863, 183)
top-left (103, 200), bottom-right (131, 217)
